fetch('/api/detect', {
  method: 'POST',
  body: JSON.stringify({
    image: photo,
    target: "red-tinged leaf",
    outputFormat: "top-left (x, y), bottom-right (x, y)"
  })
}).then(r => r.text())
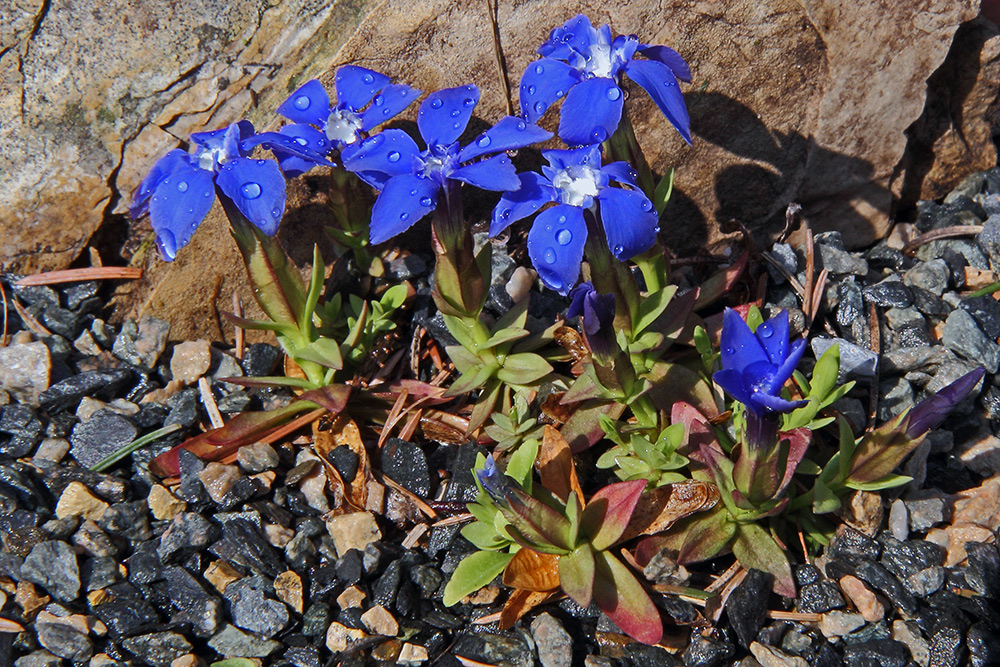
top-left (299, 384), bottom-right (351, 413)
top-left (592, 550), bottom-right (663, 645)
top-left (775, 428), bottom-right (811, 496)
top-left (506, 487), bottom-right (575, 551)
top-left (845, 413), bottom-right (921, 484)
top-left (370, 380), bottom-right (450, 404)
top-left (149, 401), bottom-right (316, 477)
top-left (558, 543), bottom-right (595, 608)
top-left (676, 505), bottom-right (737, 564)
top-left (672, 402), bottom-right (719, 454)
top-left (646, 361), bottom-right (720, 418)
top-left (653, 285), bottom-right (699, 341)
top-left (582, 479), bottom-right (648, 551)
top-left (539, 426), bottom-right (584, 505)
top-left (503, 548), bottom-right (560, 592)
top-left (694, 252), bottom-right (748, 311)
top-left (732, 523), bottom-right (795, 597)
top-left (561, 399), bottom-right (626, 453)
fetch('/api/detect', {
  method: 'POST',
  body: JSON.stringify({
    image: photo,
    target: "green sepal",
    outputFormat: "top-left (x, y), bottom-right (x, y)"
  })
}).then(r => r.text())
top-left (652, 167), bottom-right (675, 215)
top-left (732, 523), bottom-right (794, 597)
top-left (633, 285), bottom-right (678, 336)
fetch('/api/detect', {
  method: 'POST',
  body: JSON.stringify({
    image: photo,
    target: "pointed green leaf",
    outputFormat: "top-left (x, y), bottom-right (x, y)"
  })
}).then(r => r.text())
top-left (446, 363), bottom-right (496, 397)
top-left (292, 338), bottom-right (344, 370)
top-left (497, 353), bottom-right (553, 385)
top-left (652, 167), bottom-right (675, 216)
top-left (581, 479), bottom-right (647, 551)
top-left (676, 505), bottom-right (737, 564)
top-left (442, 550), bottom-right (515, 606)
top-left (483, 326), bottom-right (531, 350)
top-left (461, 521), bottom-right (510, 550)
top-left (811, 477), bottom-right (841, 514)
top-left (844, 473), bottom-right (912, 492)
top-left (558, 543), bottom-right (595, 608)
top-left (633, 285), bottom-right (678, 336)
top-left (732, 523), bottom-right (794, 597)
top-left (506, 438), bottom-right (540, 489)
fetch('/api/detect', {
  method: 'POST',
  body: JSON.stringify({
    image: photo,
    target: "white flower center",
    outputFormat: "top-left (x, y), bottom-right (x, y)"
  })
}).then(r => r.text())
top-left (585, 42), bottom-right (614, 78)
top-left (552, 165), bottom-right (601, 207)
top-left (325, 109), bottom-right (364, 145)
top-left (195, 147), bottom-right (226, 172)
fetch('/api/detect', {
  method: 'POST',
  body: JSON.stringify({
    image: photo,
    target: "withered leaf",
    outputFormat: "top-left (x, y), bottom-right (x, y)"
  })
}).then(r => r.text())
top-left (539, 425), bottom-right (584, 505)
top-left (502, 548), bottom-right (560, 592)
top-left (553, 326), bottom-right (590, 363)
top-left (618, 481), bottom-right (720, 543)
top-left (498, 588), bottom-right (559, 630)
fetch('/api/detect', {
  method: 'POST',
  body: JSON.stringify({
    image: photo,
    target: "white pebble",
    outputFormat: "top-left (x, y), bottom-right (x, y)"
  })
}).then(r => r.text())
top-left (889, 498), bottom-right (908, 541)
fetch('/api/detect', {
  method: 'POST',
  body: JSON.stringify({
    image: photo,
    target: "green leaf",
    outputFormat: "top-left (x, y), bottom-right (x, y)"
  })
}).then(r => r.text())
top-left (633, 285), bottom-right (678, 336)
top-left (292, 338), bottom-right (344, 370)
top-left (844, 473), bottom-right (912, 491)
top-left (468, 378), bottom-right (502, 432)
top-left (592, 550), bottom-right (662, 645)
top-left (676, 505), bottom-right (737, 564)
top-left (442, 314), bottom-right (479, 349)
top-left (493, 296), bottom-right (530, 331)
top-left (581, 479), bottom-right (647, 551)
top-left (380, 284), bottom-right (410, 310)
top-left (447, 363), bottom-right (496, 396)
top-left (442, 551), bottom-right (514, 606)
top-left (558, 543), bottom-right (595, 608)
top-left (483, 327), bottom-right (530, 350)
top-left (496, 353), bottom-right (553, 385)
top-left (212, 660), bottom-right (259, 667)
top-left (652, 167), bottom-right (675, 216)
top-left (811, 477), bottom-right (841, 514)
top-left (732, 523), bottom-right (794, 597)
top-left (506, 438), bottom-right (540, 489)
top-left (745, 304), bottom-right (764, 332)
top-left (301, 246), bottom-right (325, 334)
top-left (461, 521), bottom-right (510, 550)
top-left (444, 345), bottom-right (482, 375)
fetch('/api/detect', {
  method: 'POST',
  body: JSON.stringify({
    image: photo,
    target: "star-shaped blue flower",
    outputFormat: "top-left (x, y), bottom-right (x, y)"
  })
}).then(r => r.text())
top-left (520, 14), bottom-right (692, 146)
top-left (713, 309), bottom-right (808, 416)
top-left (341, 84), bottom-right (552, 244)
top-left (274, 67), bottom-right (421, 175)
top-left (489, 144), bottom-right (658, 294)
top-left (130, 121), bottom-right (328, 260)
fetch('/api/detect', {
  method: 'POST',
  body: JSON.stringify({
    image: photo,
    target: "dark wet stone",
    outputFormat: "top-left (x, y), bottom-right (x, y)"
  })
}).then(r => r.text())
top-left (0, 406), bottom-right (43, 457)
top-left (69, 410), bottom-right (137, 469)
top-left (209, 517), bottom-right (283, 577)
top-left (388, 254), bottom-right (428, 280)
top-left (654, 594), bottom-right (699, 625)
top-left (962, 295), bottom-right (1000, 339)
top-left (301, 603), bottom-right (331, 636)
top-left (226, 578), bottom-right (290, 637)
top-left (217, 390), bottom-right (252, 414)
top-left (83, 555), bottom-right (122, 590)
top-left (727, 569), bottom-right (772, 648)
top-left (72, 519), bottom-right (118, 557)
top-left (39, 368), bottom-right (133, 411)
top-left (843, 639), bottom-right (908, 667)
top-left (441, 444), bottom-right (485, 502)
top-left (766, 243), bottom-right (798, 284)
top-left (968, 621), bottom-right (1000, 667)
top-left (92, 582), bottom-right (162, 637)
top-left (335, 549), bottom-right (364, 586)
top-left (799, 581), bottom-right (846, 613)
top-left (158, 511), bottom-right (216, 562)
top-left (893, 321), bottom-right (933, 348)
top-left (830, 527), bottom-right (881, 562)
top-left (410, 563), bottom-right (443, 597)
top-left (283, 646), bottom-right (321, 667)
top-left (338, 607), bottom-right (365, 630)
top-left (35, 615), bottom-right (92, 662)
top-left (63, 281), bottom-right (99, 311)
top-left (626, 644), bottom-right (679, 667)
top-left (964, 542), bottom-right (1000, 598)
top-left (40, 516), bottom-right (77, 540)
top-left (865, 244), bottom-right (907, 271)
top-left (879, 536), bottom-right (944, 579)
top-left (682, 634), bottom-right (734, 667)
top-left (863, 279), bottom-right (913, 308)
top-left (911, 286), bottom-right (952, 318)
top-left (812, 338), bottom-right (878, 380)
top-left (929, 625), bottom-right (966, 667)
top-left (177, 448), bottom-right (208, 503)
top-left (837, 280), bottom-right (864, 328)
top-left (854, 561), bottom-right (918, 616)
top-left (906, 566), bottom-right (946, 597)
top-left (424, 609), bottom-right (463, 630)
top-left (126, 540), bottom-right (164, 585)
top-left (818, 244), bottom-right (868, 275)
top-left (326, 445), bottom-right (359, 482)
top-left (382, 438), bottom-right (431, 497)
top-left (208, 624), bottom-right (282, 659)
top-left (122, 632), bottom-right (192, 667)
top-left (164, 389), bottom-right (200, 429)
top-left (373, 559), bottom-right (402, 607)
top-left (942, 309), bottom-right (1000, 373)
top-left (451, 633), bottom-right (532, 667)
top-left (241, 343), bottom-right (282, 377)
top-left (113, 317), bottom-right (170, 371)
top-left (20, 540), bottom-right (79, 600)
top-left (903, 259), bottom-right (949, 295)
top-left (284, 533), bottom-right (318, 571)
top-left (98, 500), bottom-right (151, 541)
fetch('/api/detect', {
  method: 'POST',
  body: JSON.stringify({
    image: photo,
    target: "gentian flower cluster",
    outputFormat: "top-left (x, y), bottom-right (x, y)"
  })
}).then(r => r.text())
top-left (130, 121), bottom-right (326, 260)
top-left (490, 145), bottom-right (658, 292)
top-left (520, 14), bottom-right (692, 146)
top-left (342, 85), bottom-right (551, 244)
top-left (274, 67), bottom-right (420, 175)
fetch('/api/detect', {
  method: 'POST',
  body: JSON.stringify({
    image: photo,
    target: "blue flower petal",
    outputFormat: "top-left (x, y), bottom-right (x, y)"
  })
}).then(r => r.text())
top-left (458, 116), bottom-right (553, 163)
top-left (567, 282), bottom-right (595, 320)
top-left (519, 58), bottom-right (582, 123)
top-left (215, 157), bottom-right (286, 236)
top-left (248, 125), bottom-right (333, 178)
top-left (623, 59), bottom-right (691, 144)
top-left (558, 77), bottom-right (624, 145)
top-left (639, 45), bottom-right (692, 82)
top-left (720, 308), bottom-right (768, 372)
top-left (527, 204), bottom-right (587, 294)
top-left (131, 149), bottom-right (193, 219)
top-left (341, 129), bottom-right (421, 190)
top-left (596, 188), bottom-right (658, 260)
top-left (418, 84), bottom-right (480, 147)
top-left (450, 154), bottom-right (520, 192)
top-left (764, 338), bottom-right (807, 395)
top-left (335, 66), bottom-right (390, 112)
top-left (369, 174), bottom-right (440, 244)
top-left (490, 172), bottom-right (556, 236)
top-left (601, 161), bottom-right (639, 188)
top-left (360, 84), bottom-right (421, 132)
top-left (752, 392), bottom-right (808, 414)
top-left (713, 368), bottom-right (752, 407)
top-left (147, 162), bottom-right (215, 261)
top-left (543, 145), bottom-right (603, 172)
top-left (277, 80), bottom-right (331, 126)
top-left (754, 310), bottom-right (790, 367)
top-left (538, 15), bottom-right (599, 61)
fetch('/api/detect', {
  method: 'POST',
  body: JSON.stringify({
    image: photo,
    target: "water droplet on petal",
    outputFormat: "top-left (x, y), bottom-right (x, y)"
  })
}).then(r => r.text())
top-left (641, 199), bottom-right (652, 211)
top-left (759, 323), bottom-right (773, 338)
top-left (410, 188), bottom-right (418, 195)
top-left (725, 346), bottom-right (735, 355)
top-left (187, 208), bottom-right (194, 215)
top-left (543, 248), bottom-right (557, 264)
top-left (464, 97), bottom-right (476, 107)
top-left (373, 94), bottom-right (384, 107)
top-left (500, 208), bottom-right (510, 219)
top-left (387, 151), bottom-right (401, 163)
top-left (516, 120), bottom-right (526, 131)
top-left (241, 182), bottom-right (262, 199)
top-left (450, 109), bottom-right (460, 118)
top-left (400, 212), bottom-right (409, 221)
top-left (563, 32), bottom-right (574, 42)
top-left (452, 122), bottom-right (460, 130)
top-left (420, 196), bottom-right (433, 207)
top-left (654, 226), bottom-right (660, 233)
top-left (431, 98), bottom-right (443, 109)
top-left (177, 181), bottom-right (188, 193)
top-left (203, 191), bottom-right (212, 198)
top-left (527, 85), bottom-right (537, 95)
top-left (533, 101), bottom-right (546, 115)
top-left (612, 243), bottom-right (624, 256)
top-left (383, 108), bottom-right (390, 115)
top-left (362, 73), bottom-right (374, 84)
top-left (556, 229), bottom-right (572, 245)
top-left (592, 128), bottom-right (607, 142)
top-left (294, 95), bottom-right (311, 110)
top-left (663, 80), bottom-right (676, 87)
top-left (534, 64), bottom-right (545, 75)
top-left (271, 207), bottom-right (282, 218)
top-left (557, 215), bottom-right (566, 223)
top-left (476, 135), bottom-right (492, 148)
top-left (257, 159), bottom-right (266, 165)
top-left (295, 137), bottom-right (308, 146)
top-left (606, 87), bottom-right (622, 101)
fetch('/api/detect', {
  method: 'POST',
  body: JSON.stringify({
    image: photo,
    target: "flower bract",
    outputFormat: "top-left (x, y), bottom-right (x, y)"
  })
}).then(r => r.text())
top-left (520, 14), bottom-right (692, 146)
top-left (342, 84), bottom-right (552, 245)
top-left (130, 121), bottom-right (325, 261)
top-left (489, 144), bottom-right (658, 294)
top-left (713, 308), bottom-right (807, 416)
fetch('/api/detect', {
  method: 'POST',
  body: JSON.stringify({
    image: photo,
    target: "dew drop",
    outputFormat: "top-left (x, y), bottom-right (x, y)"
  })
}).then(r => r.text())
top-left (387, 151), bottom-right (401, 163)
top-left (431, 99), bottom-right (443, 109)
top-left (543, 248), bottom-right (557, 264)
top-left (563, 32), bottom-right (574, 42)
top-left (500, 208), bottom-right (510, 219)
top-left (556, 229), bottom-right (572, 246)
top-left (516, 120), bottom-right (526, 131)
top-left (187, 208), bottom-right (194, 215)
top-left (533, 101), bottom-right (546, 115)
top-left (295, 137), bottom-right (308, 146)
top-left (527, 85), bottom-right (537, 95)
top-left (176, 181), bottom-right (189, 193)
top-left (241, 182), bottom-right (262, 199)
top-left (663, 80), bottom-right (676, 87)
top-left (556, 89), bottom-right (564, 97)
top-left (451, 109), bottom-right (461, 118)
top-left (725, 346), bottom-right (735, 355)
top-left (203, 191), bottom-right (211, 198)
top-left (362, 73), bottom-right (374, 84)
top-left (654, 226), bottom-right (661, 233)
top-left (476, 135), bottom-right (492, 148)
top-left (383, 108), bottom-right (391, 115)
top-left (400, 212), bottom-right (409, 221)
top-left (373, 94), bottom-right (384, 107)
top-left (640, 200), bottom-right (652, 211)
top-left (534, 64), bottom-right (545, 75)
top-left (294, 95), bottom-right (311, 110)
top-left (557, 215), bottom-right (566, 223)
top-left (592, 128), bottom-right (607, 142)
top-left (271, 207), bottom-right (282, 218)
top-left (612, 243), bottom-right (624, 256)
top-left (759, 323), bottom-right (773, 338)
top-left (420, 196), bottom-right (433, 207)
top-left (452, 122), bottom-right (461, 130)
top-left (606, 87), bottom-right (622, 101)
top-left (463, 97), bottom-right (476, 107)
top-left (410, 188), bottom-right (418, 196)
top-left (370, 134), bottom-right (384, 147)
top-left (257, 159), bottom-right (266, 165)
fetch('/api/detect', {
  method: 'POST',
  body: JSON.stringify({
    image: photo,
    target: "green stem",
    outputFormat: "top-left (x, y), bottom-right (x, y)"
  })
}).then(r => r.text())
top-left (91, 424), bottom-right (184, 472)
top-left (583, 211), bottom-right (640, 336)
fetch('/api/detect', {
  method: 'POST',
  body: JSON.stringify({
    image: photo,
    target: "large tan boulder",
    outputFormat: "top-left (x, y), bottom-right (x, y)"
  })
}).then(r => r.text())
top-left (1, 0), bottom-right (990, 340)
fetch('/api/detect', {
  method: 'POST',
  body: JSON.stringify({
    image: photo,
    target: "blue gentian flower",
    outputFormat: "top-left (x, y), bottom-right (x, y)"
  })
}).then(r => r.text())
top-left (489, 144), bottom-right (658, 294)
top-left (567, 282), bottom-right (616, 359)
top-left (130, 121), bottom-right (326, 261)
top-left (713, 308), bottom-right (807, 416)
top-left (475, 454), bottom-right (511, 506)
top-left (274, 67), bottom-right (421, 175)
top-left (342, 84), bottom-right (552, 244)
top-left (520, 14), bottom-right (691, 146)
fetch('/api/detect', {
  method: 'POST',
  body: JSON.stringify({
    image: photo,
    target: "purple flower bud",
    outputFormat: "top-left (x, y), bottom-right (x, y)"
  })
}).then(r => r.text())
top-left (906, 367), bottom-right (985, 437)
